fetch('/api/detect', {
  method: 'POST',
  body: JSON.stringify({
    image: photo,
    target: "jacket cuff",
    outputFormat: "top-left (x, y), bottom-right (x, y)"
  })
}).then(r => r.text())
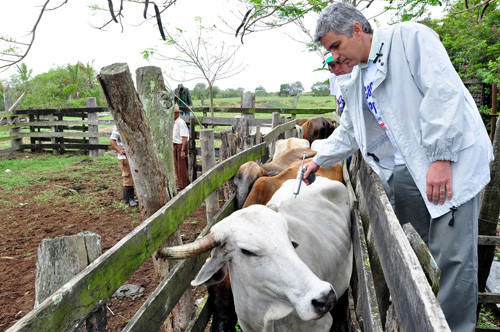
top-left (428, 150), bottom-right (458, 163)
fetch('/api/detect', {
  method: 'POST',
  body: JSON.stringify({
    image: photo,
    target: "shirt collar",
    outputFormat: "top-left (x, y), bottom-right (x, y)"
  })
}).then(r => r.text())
top-left (359, 30), bottom-right (379, 69)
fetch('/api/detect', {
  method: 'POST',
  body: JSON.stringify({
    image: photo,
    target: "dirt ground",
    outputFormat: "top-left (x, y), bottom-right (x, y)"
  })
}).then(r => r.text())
top-left (0, 152), bottom-right (208, 332)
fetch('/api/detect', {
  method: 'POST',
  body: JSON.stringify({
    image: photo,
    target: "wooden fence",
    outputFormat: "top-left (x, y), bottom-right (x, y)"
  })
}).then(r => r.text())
top-left (3, 105), bottom-right (500, 331)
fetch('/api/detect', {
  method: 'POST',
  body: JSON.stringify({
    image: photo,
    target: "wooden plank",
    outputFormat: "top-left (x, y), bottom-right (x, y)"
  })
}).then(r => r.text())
top-left (9, 120), bottom-right (115, 127)
top-left (0, 135), bottom-right (17, 142)
top-left (478, 292), bottom-right (500, 304)
top-left (357, 160), bottom-right (450, 331)
top-left (6, 144), bottom-right (265, 332)
top-left (185, 294), bottom-right (212, 332)
top-left (478, 235), bottom-right (500, 246)
top-left (123, 195), bottom-right (236, 332)
top-left (262, 119), bottom-right (297, 144)
top-left (0, 146), bottom-right (18, 154)
top-left (402, 223), bottom-right (441, 295)
top-left (19, 132), bottom-right (111, 138)
top-left (194, 107), bottom-right (334, 115)
top-left (19, 144), bottom-right (109, 150)
top-left (16, 107), bottom-right (108, 115)
top-left (0, 124), bottom-right (17, 131)
top-left (0, 111), bottom-right (15, 118)
top-left (476, 327), bottom-right (500, 332)
top-left (351, 209), bottom-right (384, 332)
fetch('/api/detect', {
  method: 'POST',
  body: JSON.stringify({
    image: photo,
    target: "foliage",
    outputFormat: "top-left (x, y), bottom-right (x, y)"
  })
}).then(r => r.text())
top-left (6, 62), bottom-right (105, 109)
top-left (477, 305), bottom-right (498, 327)
top-left (192, 83), bottom-right (209, 100)
top-left (311, 80), bottom-right (330, 96)
top-left (422, 0), bottom-right (500, 83)
top-left (255, 85), bottom-right (269, 96)
top-left (144, 17), bottom-right (246, 117)
top-left (279, 83), bottom-right (291, 96)
top-left (290, 81), bottom-right (305, 95)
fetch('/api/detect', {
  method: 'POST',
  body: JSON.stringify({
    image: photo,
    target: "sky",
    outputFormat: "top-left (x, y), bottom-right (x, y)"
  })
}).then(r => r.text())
top-left (0, 1), bottom-right (443, 93)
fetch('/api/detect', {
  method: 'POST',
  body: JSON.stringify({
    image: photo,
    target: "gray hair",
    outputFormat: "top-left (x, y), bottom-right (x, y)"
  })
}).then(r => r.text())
top-left (314, 2), bottom-right (373, 42)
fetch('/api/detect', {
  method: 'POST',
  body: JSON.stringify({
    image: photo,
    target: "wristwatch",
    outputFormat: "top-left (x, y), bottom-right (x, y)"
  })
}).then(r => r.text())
top-left (181, 149), bottom-right (185, 151)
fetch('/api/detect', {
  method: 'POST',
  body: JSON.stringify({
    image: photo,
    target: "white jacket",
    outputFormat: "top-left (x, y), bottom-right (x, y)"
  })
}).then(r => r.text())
top-left (314, 22), bottom-right (493, 218)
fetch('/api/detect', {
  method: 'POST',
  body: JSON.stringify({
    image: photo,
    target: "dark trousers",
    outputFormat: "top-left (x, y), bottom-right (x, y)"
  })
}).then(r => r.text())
top-left (390, 165), bottom-right (479, 332)
top-left (174, 144), bottom-right (190, 189)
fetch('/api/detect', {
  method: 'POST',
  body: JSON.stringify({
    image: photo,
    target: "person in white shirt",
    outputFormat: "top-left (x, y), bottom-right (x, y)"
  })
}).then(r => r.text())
top-left (303, 3), bottom-right (493, 331)
top-left (110, 126), bottom-right (137, 207)
top-left (173, 106), bottom-right (190, 190)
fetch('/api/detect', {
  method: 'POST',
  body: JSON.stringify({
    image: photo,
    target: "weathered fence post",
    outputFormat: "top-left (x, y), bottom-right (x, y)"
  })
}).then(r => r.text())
top-left (136, 65), bottom-right (194, 331)
top-left (241, 92), bottom-right (255, 118)
top-left (292, 94), bottom-right (299, 109)
top-left (201, 129), bottom-right (218, 224)
top-left (220, 129), bottom-right (237, 202)
top-left (5, 92), bottom-right (23, 152)
top-left (189, 118), bottom-right (197, 183)
top-left (270, 112), bottom-right (280, 158)
top-left (35, 232), bottom-right (106, 331)
top-left (234, 116), bottom-right (251, 152)
top-left (87, 97), bottom-right (103, 158)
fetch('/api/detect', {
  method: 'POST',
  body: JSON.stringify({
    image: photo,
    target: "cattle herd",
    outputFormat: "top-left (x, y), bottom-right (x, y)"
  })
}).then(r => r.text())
top-left (163, 117), bottom-right (351, 332)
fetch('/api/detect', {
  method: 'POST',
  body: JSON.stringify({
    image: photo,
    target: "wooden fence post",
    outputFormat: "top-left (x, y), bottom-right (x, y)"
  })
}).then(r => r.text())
top-left (189, 117), bottom-right (197, 183)
top-left (136, 66), bottom-right (194, 331)
top-left (220, 129), bottom-right (237, 202)
top-left (241, 92), bottom-right (255, 118)
top-left (270, 112), bottom-right (280, 158)
top-left (35, 232), bottom-right (106, 331)
top-left (234, 116), bottom-right (251, 152)
top-left (201, 129), bottom-right (218, 224)
top-left (5, 92), bottom-right (23, 153)
top-left (87, 97), bottom-right (102, 158)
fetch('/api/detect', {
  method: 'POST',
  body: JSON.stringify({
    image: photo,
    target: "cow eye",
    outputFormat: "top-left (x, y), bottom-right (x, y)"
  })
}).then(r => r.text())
top-left (241, 248), bottom-right (257, 257)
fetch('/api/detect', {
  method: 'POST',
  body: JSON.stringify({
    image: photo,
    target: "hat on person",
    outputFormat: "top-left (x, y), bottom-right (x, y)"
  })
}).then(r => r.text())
top-left (174, 104), bottom-right (181, 112)
top-left (323, 56), bottom-right (334, 68)
top-left (178, 84), bottom-right (184, 89)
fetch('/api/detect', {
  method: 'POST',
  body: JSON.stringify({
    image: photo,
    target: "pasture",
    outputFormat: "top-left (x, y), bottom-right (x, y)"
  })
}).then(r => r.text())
top-left (0, 152), bottom-right (208, 331)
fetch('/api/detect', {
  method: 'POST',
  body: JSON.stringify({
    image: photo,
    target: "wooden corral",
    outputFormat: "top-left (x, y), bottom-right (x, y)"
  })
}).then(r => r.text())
top-left (3, 101), bottom-right (500, 331)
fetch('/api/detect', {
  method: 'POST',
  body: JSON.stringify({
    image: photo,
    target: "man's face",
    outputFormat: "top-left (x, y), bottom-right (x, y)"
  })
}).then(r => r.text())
top-left (320, 22), bottom-right (368, 69)
top-left (327, 60), bottom-right (352, 76)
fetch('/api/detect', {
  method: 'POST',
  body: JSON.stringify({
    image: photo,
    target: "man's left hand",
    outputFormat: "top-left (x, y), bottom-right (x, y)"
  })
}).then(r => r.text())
top-left (426, 160), bottom-right (453, 205)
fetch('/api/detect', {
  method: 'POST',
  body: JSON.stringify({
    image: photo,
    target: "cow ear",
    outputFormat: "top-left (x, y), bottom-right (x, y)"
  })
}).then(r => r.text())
top-left (191, 246), bottom-right (228, 286)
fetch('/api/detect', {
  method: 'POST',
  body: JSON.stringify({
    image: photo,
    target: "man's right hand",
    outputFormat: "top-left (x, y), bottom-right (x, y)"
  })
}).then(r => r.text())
top-left (302, 161), bottom-right (320, 185)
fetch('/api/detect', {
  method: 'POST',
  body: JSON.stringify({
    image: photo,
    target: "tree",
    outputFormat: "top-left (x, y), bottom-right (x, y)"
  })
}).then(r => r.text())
top-left (422, 0), bottom-right (500, 83)
top-left (192, 82), bottom-right (208, 100)
top-left (7, 63), bottom-right (105, 109)
top-left (279, 83), bottom-right (291, 97)
top-left (290, 81), bottom-right (304, 95)
top-left (311, 81), bottom-right (330, 96)
top-left (143, 17), bottom-right (246, 117)
top-left (255, 85), bottom-right (268, 96)
top-left (0, 1), bottom-right (178, 71)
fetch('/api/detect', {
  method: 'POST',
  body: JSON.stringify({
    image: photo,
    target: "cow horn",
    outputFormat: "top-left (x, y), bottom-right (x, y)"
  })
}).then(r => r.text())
top-left (158, 233), bottom-right (218, 259)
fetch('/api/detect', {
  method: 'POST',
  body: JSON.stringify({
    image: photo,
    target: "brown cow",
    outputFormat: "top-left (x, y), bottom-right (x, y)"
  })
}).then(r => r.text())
top-left (243, 159), bottom-right (343, 207)
top-left (233, 147), bottom-right (317, 209)
top-left (301, 117), bottom-right (335, 145)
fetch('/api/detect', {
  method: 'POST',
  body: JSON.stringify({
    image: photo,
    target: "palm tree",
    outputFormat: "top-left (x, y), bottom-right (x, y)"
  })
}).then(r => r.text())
top-left (66, 62), bottom-right (81, 99)
top-left (16, 63), bottom-right (32, 88)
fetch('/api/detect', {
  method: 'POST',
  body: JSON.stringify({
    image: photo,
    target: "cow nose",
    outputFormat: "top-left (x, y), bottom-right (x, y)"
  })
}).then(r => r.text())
top-left (311, 287), bottom-right (337, 315)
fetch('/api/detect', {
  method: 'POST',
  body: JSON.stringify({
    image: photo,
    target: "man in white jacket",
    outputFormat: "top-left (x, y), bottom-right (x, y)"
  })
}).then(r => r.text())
top-left (303, 3), bottom-right (494, 331)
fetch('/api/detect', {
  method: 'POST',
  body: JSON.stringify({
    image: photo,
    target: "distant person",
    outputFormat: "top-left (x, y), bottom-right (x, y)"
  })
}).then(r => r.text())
top-left (304, 3), bottom-right (493, 331)
top-left (323, 55), bottom-right (350, 114)
top-left (174, 84), bottom-right (192, 117)
top-left (110, 126), bottom-right (138, 207)
top-left (173, 106), bottom-right (190, 190)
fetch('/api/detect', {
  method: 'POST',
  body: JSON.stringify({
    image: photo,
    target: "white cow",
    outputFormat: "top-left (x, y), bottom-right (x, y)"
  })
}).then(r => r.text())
top-left (311, 138), bottom-right (327, 152)
top-left (162, 177), bottom-right (353, 332)
top-left (272, 137), bottom-right (310, 160)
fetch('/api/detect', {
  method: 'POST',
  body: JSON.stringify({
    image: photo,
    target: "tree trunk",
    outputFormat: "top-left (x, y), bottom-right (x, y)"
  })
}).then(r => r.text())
top-left (98, 63), bottom-right (171, 217)
top-left (136, 66), bottom-right (194, 331)
top-left (209, 83), bottom-right (214, 118)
